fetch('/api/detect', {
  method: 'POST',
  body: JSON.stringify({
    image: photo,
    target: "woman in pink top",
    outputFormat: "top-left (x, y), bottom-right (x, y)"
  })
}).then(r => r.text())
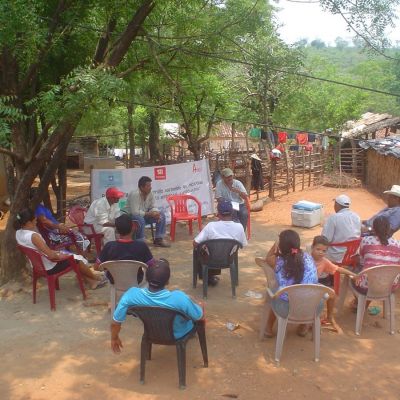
top-left (356, 216), bottom-right (400, 292)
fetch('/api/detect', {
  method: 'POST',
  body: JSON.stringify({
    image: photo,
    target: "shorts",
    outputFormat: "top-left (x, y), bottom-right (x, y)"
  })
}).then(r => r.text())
top-left (318, 274), bottom-right (334, 288)
top-left (47, 260), bottom-right (70, 275)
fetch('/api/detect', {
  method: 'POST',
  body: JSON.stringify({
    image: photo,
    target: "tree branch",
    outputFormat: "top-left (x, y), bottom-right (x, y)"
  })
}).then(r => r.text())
top-left (0, 147), bottom-right (24, 163)
top-left (93, 18), bottom-right (117, 65)
top-left (19, 0), bottom-right (70, 93)
top-left (106, 0), bottom-right (156, 67)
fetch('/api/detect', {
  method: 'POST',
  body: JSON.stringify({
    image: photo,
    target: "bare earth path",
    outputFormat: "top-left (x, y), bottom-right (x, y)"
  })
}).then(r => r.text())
top-left (1, 179), bottom-right (399, 400)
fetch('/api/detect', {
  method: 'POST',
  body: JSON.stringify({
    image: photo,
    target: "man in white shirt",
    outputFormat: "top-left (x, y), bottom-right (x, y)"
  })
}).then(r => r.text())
top-left (321, 194), bottom-right (361, 263)
top-left (193, 199), bottom-right (247, 286)
top-left (125, 176), bottom-right (170, 247)
top-left (84, 187), bottom-right (124, 244)
top-left (215, 168), bottom-right (248, 231)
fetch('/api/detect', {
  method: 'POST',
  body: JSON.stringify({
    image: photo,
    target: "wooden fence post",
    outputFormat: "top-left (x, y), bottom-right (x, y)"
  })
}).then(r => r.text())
top-left (292, 151), bottom-right (296, 192)
top-left (308, 149), bottom-right (312, 187)
top-left (302, 147), bottom-right (305, 191)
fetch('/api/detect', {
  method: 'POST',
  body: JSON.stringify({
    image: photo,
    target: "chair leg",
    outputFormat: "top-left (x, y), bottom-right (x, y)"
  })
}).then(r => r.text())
top-left (337, 275), bottom-right (349, 313)
top-left (94, 237), bottom-right (102, 254)
top-left (193, 255), bottom-right (198, 289)
top-left (170, 220), bottom-right (176, 241)
top-left (313, 317), bottom-right (321, 362)
top-left (355, 295), bottom-right (367, 336)
top-left (203, 266), bottom-right (208, 299)
top-left (110, 286), bottom-right (116, 316)
top-left (197, 217), bottom-right (202, 233)
top-left (234, 253), bottom-right (239, 286)
top-left (74, 266), bottom-right (87, 300)
top-left (389, 294), bottom-right (395, 335)
top-left (229, 266), bottom-right (236, 298)
top-left (32, 274), bottom-right (38, 304)
top-left (147, 342), bottom-right (152, 360)
top-left (259, 300), bottom-right (270, 340)
top-left (188, 219), bottom-right (193, 235)
top-left (176, 343), bottom-right (187, 389)
top-left (275, 317), bottom-right (288, 364)
top-left (140, 337), bottom-right (147, 384)
top-left (333, 271), bottom-right (340, 295)
top-left (196, 322), bottom-right (208, 367)
top-left (47, 276), bottom-right (57, 311)
top-left (55, 278), bottom-right (60, 290)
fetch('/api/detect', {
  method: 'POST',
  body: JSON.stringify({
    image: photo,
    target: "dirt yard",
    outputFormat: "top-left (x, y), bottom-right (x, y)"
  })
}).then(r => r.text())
top-left (1, 176), bottom-right (399, 400)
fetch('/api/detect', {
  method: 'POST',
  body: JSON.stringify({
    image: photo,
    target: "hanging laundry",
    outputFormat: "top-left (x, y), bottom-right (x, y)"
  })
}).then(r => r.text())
top-left (296, 132), bottom-right (308, 145)
top-left (288, 132), bottom-right (296, 140)
top-left (308, 133), bottom-right (316, 143)
top-left (322, 135), bottom-right (329, 150)
top-left (278, 131), bottom-right (288, 143)
top-left (249, 127), bottom-right (261, 139)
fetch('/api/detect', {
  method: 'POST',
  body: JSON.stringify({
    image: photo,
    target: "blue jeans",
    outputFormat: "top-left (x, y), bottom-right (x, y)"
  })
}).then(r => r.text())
top-left (232, 203), bottom-right (248, 232)
top-left (132, 210), bottom-right (166, 241)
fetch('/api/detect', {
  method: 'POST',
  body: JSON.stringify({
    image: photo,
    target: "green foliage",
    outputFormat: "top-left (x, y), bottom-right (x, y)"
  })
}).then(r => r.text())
top-left (0, 96), bottom-right (28, 147)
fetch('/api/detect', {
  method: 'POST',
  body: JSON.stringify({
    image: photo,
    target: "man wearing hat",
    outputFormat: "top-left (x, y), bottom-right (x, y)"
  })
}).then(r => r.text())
top-left (192, 199), bottom-right (247, 286)
top-left (84, 186), bottom-right (124, 244)
top-left (321, 194), bottom-right (361, 262)
top-left (111, 259), bottom-right (204, 353)
top-left (362, 185), bottom-right (400, 235)
top-left (250, 153), bottom-right (263, 191)
top-left (215, 167), bottom-right (249, 231)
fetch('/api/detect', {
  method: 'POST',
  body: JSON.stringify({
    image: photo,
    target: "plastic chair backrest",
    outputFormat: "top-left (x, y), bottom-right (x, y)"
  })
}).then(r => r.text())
top-left (68, 206), bottom-right (87, 225)
top-left (101, 260), bottom-right (148, 303)
top-left (128, 306), bottom-right (191, 345)
top-left (275, 284), bottom-right (334, 323)
top-left (17, 244), bottom-right (48, 276)
top-left (199, 239), bottom-right (242, 268)
top-left (330, 238), bottom-right (361, 266)
top-left (167, 194), bottom-right (201, 216)
top-left (359, 265), bottom-right (400, 298)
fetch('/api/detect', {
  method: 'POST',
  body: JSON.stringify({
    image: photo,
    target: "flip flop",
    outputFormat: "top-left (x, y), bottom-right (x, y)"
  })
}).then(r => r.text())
top-left (368, 306), bottom-right (381, 316)
top-left (92, 280), bottom-right (107, 290)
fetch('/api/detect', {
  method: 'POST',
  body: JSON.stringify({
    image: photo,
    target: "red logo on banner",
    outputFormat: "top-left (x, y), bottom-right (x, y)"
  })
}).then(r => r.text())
top-left (192, 163), bottom-right (202, 173)
top-left (154, 167), bottom-right (166, 180)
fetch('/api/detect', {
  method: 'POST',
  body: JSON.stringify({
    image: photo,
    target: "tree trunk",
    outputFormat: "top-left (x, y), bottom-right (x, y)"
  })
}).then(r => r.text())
top-left (127, 104), bottom-right (135, 168)
top-left (148, 110), bottom-right (161, 162)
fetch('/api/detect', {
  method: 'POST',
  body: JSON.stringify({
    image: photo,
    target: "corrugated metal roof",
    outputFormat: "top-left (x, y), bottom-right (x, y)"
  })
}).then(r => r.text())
top-left (359, 135), bottom-right (400, 159)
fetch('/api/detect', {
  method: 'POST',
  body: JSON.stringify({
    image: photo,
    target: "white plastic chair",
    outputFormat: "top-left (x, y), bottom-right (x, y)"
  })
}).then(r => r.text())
top-left (349, 264), bottom-right (400, 336)
top-left (100, 260), bottom-right (148, 316)
top-left (264, 284), bottom-right (333, 364)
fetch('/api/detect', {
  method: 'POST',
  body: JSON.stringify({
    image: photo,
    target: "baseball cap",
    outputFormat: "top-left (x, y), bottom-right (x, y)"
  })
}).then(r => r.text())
top-left (217, 199), bottom-right (233, 215)
top-left (221, 168), bottom-right (234, 177)
top-left (105, 187), bottom-right (124, 199)
top-left (334, 194), bottom-right (351, 207)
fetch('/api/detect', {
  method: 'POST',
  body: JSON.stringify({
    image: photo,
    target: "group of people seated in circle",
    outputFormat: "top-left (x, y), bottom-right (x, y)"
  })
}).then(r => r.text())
top-left (13, 177), bottom-right (400, 350)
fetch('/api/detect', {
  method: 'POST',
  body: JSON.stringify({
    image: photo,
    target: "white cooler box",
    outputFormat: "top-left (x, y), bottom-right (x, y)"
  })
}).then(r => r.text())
top-left (291, 200), bottom-right (323, 228)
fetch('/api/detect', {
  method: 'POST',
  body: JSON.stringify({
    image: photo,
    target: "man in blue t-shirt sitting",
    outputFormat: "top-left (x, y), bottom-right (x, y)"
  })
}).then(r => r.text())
top-left (111, 259), bottom-right (203, 353)
top-left (96, 213), bottom-right (156, 283)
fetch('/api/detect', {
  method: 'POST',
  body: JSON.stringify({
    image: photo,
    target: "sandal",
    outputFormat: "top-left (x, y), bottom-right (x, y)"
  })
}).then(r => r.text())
top-left (91, 280), bottom-right (107, 290)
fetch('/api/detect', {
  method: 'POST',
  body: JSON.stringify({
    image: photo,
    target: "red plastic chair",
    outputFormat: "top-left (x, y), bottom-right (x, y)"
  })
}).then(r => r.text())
top-left (68, 205), bottom-right (104, 254)
top-left (329, 238), bottom-right (362, 296)
top-left (167, 194), bottom-right (202, 241)
top-left (17, 244), bottom-right (87, 311)
top-left (244, 196), bottom-right (251, 240)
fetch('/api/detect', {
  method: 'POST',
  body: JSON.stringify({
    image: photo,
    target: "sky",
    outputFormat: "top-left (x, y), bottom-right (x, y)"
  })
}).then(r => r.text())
top-left (274, 0), bottom-right (400, 46)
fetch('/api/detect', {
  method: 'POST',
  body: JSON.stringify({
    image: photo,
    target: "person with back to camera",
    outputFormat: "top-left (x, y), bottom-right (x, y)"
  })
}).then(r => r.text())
top-left (263, 229), bottom-right (318, 338)
top-left (110, 259), bottom-right (204, 353)
top-left (310, 235), bottom-right (356, 332)
top-left (321, 194), bottom-right (361, 263)
top-left (15, 208), bottom-right (107, 290)
top-left (95, 213), bottom-right (156, 284)
top-left (351, 216), bottom-right (400, 310)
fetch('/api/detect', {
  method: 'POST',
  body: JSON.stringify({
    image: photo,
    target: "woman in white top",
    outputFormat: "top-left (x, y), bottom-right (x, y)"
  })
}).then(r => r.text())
top-left (15, 208), bottom-right (106, 289)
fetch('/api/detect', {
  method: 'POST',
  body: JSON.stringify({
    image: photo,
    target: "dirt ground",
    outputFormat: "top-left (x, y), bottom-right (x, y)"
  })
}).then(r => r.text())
top-left (1, 176), bottom-right (400, 400)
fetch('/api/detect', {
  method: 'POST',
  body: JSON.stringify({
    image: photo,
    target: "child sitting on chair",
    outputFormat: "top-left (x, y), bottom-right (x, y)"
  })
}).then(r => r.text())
top-left (311, 235), bottom-right (355, 332)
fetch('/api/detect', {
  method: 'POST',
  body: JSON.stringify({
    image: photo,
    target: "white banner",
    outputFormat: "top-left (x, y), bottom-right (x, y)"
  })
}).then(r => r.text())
top-left (90, 159), bottom-right (215, 223)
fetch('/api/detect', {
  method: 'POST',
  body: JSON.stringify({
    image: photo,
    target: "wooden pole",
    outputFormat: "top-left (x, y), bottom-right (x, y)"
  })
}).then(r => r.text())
top-left (284, 150), bottom-right (289, 194)
top-left (292, 151), bottom-right (296, 192)
top-left (302, 147), bottom-right (305, 191)
top-left (269, 159), bottom-right (276, 199)
top-left (308, 149), bottom-right (312, 187)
